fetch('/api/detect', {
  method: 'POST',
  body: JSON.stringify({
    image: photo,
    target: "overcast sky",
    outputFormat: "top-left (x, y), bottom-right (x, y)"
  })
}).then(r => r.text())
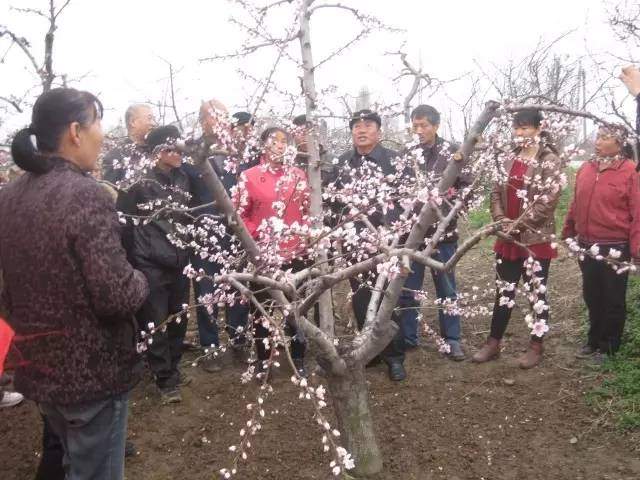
top-left (0, 0), bottom-right (635, 140)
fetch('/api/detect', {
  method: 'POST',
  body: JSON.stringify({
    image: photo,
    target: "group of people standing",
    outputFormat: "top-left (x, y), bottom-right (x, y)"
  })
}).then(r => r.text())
top-left (1, 65), bottom-right (640, 479)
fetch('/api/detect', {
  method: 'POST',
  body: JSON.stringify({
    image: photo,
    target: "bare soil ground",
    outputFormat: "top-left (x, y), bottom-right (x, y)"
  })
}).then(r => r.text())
top-left (2, 243), bottom-right (640, 480)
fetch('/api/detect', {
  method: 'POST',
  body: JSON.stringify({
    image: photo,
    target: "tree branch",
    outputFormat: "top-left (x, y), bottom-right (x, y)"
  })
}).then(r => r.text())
top-left (0, 95), bottom-right (23, 113)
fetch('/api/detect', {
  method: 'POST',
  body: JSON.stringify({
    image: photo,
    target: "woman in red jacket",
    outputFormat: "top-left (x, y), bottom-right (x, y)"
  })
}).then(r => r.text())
top-left (562, 126), bottom-right (640, 358)
top-left (472, 110), bottom-right (562, 369)
top-left (235, 126), bottom-right (310, 378)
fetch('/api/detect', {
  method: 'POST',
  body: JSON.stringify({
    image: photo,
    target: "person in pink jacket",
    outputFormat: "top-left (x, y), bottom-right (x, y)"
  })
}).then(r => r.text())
top-left (236, 126), bottom-right (309, 258)
top-left (562, 126), bottom-right (640, 358)
top-left (234, 126), bottom-right (310, 379)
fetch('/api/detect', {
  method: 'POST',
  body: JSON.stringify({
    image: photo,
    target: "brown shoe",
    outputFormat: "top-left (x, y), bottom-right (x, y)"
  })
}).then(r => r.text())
top-left (518, 340), bottom-right (543, 369)
top-left (471, 337), bottom-right (501, 363)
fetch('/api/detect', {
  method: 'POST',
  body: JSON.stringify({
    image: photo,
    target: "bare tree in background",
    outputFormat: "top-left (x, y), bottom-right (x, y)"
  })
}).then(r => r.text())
top-left (0, 0), bottom-right (73, 114)
top-left (387, 46), bottom-right (466, 125)
top-left (609, 0), bottom-right (640, 51)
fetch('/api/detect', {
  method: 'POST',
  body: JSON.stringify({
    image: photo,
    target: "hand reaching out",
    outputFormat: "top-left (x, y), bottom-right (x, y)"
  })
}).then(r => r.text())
top-left (620, 65), bottom-right (640, 97)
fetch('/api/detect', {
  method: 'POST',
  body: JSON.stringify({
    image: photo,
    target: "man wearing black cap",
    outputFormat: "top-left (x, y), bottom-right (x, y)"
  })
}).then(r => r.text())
top-left (336, 109), bottom-right (408, 381)
top-left (123, 125), bottom-right (193, 404)
top-left (231, 111), bottom-right (260, 171)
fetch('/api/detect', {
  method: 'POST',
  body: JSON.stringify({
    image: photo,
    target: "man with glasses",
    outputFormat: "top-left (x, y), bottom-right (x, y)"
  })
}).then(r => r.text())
top-left (123, 125), bottom-right (193, 404)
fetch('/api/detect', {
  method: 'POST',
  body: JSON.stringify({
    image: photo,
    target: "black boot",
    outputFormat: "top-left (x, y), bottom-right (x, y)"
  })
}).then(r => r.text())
top-left (387, 360), bottom-right (406, 381)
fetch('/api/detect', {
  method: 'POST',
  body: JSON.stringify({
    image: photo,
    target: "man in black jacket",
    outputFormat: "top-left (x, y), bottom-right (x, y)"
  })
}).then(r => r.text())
top-left (400, 105), bottom-right (470, 360)
top-left (336, 109), bottom-right (407, 381)
top-left (126, 125), bottom-right (192, 403)
top-left (102, 104), bottom-right (157, 261)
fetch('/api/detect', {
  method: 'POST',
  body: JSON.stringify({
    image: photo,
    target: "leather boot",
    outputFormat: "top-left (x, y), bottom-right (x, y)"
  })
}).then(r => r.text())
top-left (518, 340), bottom-right (543, 369)
top-left (471, 337), bottom-right (501, 363)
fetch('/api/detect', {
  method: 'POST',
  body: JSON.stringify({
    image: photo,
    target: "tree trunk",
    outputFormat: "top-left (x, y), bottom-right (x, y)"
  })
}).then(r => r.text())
top-left (298, 0), bottom-right (335, 339)
top-left (327, 366), bottom-right (383, 477)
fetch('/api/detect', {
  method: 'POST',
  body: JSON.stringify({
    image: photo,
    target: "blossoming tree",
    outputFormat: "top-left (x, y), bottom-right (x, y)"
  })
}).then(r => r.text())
top-left (107, 1), bottom-right (640, 478)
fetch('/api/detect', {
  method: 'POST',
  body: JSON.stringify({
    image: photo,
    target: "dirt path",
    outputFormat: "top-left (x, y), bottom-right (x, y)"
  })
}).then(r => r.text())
top-left (2, 246), bottom-right (639, 480)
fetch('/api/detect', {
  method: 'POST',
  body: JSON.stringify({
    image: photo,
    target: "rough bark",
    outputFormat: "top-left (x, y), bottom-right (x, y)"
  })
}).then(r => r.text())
top-left (327, 366), bottom-right (382, 477)
top-left (298, 0), bottom-right (335, 339)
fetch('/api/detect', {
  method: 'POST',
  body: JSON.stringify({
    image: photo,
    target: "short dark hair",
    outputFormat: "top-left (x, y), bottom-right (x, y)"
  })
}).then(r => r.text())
top-left (11, 88), bottom-right (103, 174)
top-left (146, 125), bottom-right (181, 151)
top-left (349, 109), bottom-right (381, 130)
top-left (513, 109), bottom-right (544, 128)
top-left (260, 126), bottom-right (289, 144)
top-left (410, 104), bottom-right (440, 125)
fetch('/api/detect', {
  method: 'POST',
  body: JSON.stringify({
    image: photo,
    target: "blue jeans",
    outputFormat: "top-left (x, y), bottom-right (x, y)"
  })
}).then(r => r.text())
top-left (399, 241), bottom-right (461, 346)
top-left (192, 255), bottom-right (249, 348)
top-left (38, 392), bottom-right (129, 480)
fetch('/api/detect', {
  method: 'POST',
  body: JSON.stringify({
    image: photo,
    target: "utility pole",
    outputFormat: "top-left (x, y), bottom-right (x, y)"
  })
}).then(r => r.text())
top-left (580, 62), bottom-right (587, 142)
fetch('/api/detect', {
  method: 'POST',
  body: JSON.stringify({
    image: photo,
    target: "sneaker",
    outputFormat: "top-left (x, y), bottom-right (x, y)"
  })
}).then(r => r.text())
top-left (446, 340), bottom-right (466, 362)
top-left (159, 387), bottom-right (182, 404)
top-left (293, 358), bottom-right (307, 378)
top-left (576, 344), bottom-right (597, 359)
top-left (0, 391), bottom-right (24, 408)
top-left (387, 360), bottom-right (406, 381)
top-left (199, 355), bottom-right (222, 373)
top-left (178, 372), bottom-right (193, 387)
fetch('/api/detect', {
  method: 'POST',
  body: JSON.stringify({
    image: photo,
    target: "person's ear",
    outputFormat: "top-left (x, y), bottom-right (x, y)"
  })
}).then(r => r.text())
top-left (69, 122), bottom-right (82, 147)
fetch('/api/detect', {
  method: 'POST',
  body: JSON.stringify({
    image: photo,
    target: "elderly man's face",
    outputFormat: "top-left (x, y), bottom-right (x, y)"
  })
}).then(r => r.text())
top-left (128, 106), bottom-right (156, 142)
